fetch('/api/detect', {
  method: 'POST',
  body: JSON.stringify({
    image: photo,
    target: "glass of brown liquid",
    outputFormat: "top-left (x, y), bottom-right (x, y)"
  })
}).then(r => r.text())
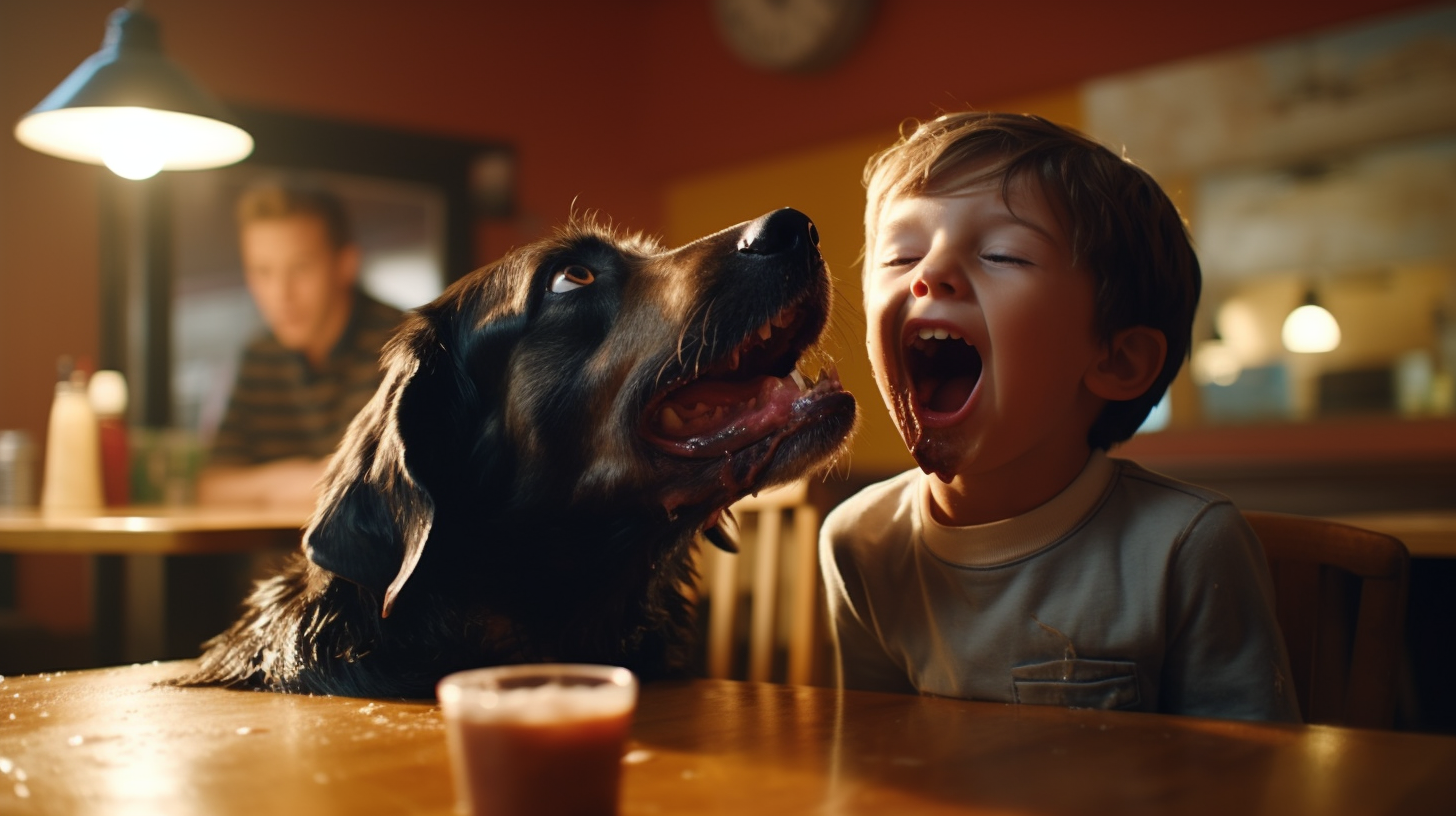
top-left (437, 664), bottom-right (638, 816)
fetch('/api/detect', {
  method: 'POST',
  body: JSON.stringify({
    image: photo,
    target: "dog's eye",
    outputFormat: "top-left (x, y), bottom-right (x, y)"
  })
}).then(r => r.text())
top-left (549, 265), bottom-right (596, 293)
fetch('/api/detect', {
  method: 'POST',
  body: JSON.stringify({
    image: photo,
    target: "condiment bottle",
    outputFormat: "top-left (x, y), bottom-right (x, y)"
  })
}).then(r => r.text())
top-left (88, 370), bottom-right (130, 507)
top-left (40, 358), bottom-right (103, 511)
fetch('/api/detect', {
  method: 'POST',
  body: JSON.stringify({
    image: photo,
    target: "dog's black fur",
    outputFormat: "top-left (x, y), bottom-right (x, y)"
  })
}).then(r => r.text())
top-left (177, 208), bottom-right (855, 698)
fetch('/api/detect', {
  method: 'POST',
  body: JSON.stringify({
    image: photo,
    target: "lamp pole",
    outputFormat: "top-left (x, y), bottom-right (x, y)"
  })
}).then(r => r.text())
top-left (99, 173), bottom-right (173, 429)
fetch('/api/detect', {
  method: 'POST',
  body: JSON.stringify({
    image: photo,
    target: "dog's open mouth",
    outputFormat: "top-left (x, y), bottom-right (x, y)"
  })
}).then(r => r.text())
top-left (643, 299), bottom-right (844, 459)
top-left (906, 328), bottom-right (983, 418)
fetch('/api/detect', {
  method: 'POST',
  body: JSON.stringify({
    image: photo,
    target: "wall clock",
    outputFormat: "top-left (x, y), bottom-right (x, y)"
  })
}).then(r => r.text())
top-left (713, 0), bottom-right (877, 73)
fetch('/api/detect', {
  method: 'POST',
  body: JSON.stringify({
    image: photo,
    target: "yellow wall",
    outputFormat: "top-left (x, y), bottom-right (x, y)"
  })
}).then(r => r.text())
top-left (664, 90), bottom-right (1085, 480)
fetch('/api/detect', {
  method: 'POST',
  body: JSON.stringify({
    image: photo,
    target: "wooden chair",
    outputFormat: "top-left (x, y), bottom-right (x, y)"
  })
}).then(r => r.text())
top-left (1243, 510), bottom-right (1410, 728)
top-left (697, 479), bottom-right (826, 685)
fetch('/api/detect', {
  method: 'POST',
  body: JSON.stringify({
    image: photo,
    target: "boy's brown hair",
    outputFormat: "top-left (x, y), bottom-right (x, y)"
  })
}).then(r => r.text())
top-left (863, 111), bottom-right (1201, 450)
top-left (236, 177), bottom-right (353, 250)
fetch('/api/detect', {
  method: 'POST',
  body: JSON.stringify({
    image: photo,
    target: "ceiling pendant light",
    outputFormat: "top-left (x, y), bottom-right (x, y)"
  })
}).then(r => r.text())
top-left (13, 2), bottom-right (253, 180)
top-left (1281, 289), bottom-right (1341, 354)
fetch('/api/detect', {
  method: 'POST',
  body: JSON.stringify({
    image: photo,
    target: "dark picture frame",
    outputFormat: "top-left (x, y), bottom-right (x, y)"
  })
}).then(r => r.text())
top-left (97, 106), bottom-right (513, 428)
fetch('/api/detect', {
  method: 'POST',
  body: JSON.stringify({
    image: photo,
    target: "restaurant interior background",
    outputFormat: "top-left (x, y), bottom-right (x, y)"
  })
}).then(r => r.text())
top-left (2, 0), bottom-right (1453, 725)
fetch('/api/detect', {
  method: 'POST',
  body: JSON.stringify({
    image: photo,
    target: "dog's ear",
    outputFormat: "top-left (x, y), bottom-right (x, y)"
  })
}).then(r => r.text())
top-left (303, 269), bottom-right (532, 618)
top-left (304, 323), bottom-right (439, 619)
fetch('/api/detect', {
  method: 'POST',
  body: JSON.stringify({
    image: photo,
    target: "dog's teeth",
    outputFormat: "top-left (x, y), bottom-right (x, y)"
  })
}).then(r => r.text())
top-left (918, 328), bottom-right (935, 340)
top-left (757, 322), bottom-right (772, 341)
top-left (728, 350), bottom-right (740, 370)
top-left (790, 370), bottom-right (807, 391)
top-left (661, 405), bottom-right (684, 433)
top-left (711, 406), bottom-right (725, 422)
top-left (934, 328), bottom-right (950, 340)
top-left (949, 331), bottom-right (963, 341)
top-left (694, 402), bottom-right (708, 416)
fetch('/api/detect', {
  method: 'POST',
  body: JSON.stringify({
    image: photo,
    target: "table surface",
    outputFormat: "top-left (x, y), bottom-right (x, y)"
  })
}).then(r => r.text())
top-left (1, 662), bottom-right (1453, 816)
top-left (0, 506), bottom-right (307, 554)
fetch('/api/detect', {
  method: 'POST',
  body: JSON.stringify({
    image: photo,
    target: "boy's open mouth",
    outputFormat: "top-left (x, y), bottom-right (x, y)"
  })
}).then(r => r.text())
top-left (906, 327), bottom-right (982, 416)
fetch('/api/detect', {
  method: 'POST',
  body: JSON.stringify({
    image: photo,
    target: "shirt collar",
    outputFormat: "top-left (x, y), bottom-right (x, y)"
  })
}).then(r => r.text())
top-left (917, 450), bottom-right (1117, 567)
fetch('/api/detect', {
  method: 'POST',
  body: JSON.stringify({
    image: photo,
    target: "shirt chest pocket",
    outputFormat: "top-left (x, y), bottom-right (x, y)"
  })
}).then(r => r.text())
top-left (1010, 658), bottom-right (1140, 710)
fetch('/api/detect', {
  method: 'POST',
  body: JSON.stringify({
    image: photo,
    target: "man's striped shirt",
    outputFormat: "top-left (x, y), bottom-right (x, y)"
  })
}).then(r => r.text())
top-left (209, 290), bottom-right (403, 466)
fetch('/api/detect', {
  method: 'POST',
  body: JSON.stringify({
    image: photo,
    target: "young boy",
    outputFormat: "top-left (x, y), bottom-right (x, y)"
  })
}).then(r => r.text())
top-left (820, 112), bottom-right (1300, 722)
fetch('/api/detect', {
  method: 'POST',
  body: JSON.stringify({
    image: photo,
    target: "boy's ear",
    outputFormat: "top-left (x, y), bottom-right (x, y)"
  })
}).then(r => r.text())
top-left (1085, 326), bottom-right (1167, 401)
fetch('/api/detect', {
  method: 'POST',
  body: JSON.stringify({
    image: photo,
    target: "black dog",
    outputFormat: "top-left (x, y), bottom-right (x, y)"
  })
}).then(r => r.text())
top-left (179, 208), bottom-right (855, 698)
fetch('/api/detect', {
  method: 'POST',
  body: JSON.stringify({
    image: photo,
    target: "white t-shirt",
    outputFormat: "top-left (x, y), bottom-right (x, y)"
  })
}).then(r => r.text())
top-left (820, 452), bottom-right (1301, 722)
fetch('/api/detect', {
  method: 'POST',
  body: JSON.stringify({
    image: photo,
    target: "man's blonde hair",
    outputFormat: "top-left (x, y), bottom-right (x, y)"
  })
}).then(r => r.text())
top-left (862, 111), bottom-right (1201, 449)
top-left (236, 178), bottom-right (353, 250)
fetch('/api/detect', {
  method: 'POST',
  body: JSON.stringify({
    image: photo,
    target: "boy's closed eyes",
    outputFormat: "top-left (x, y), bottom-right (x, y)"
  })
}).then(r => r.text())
top-left (864, 176), bottom-right (1109, 525)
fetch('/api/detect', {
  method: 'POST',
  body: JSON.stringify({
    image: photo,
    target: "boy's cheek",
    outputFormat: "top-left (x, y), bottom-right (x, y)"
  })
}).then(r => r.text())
top-left (863, 286), bottom-right (905, 350)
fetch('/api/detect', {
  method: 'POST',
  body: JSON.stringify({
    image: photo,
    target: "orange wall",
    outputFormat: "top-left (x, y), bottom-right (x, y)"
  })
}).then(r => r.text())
top-left (0, 0), bottom-right (1433, 630)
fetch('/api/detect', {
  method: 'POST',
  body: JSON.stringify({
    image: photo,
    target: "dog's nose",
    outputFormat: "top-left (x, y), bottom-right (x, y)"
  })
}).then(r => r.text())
top-left (737, 208), bottom-right (819, 255)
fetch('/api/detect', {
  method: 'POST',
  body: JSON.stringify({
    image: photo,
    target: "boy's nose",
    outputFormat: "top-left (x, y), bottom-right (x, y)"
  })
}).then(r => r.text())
top-left (912, 263), bottom-right (964, 299)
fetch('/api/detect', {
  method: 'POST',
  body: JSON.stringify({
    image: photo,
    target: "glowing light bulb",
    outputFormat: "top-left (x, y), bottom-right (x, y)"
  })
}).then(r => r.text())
top-left (98, 108), bottom-right (167, 180)
top-left (101, 142), bottom-right (164, 179)
top-left (1281, 303), bottom-right (1341, 353)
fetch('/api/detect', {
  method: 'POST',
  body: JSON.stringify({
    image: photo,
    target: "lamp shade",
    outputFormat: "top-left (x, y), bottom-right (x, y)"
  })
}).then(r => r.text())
top-left (13, 5), bottom-right (253, 179)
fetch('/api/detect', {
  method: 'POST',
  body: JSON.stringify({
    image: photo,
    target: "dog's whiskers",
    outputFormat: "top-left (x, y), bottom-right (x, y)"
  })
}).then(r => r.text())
top-left (652, 295), bottom-right (715, 390)
top-left (692, 299), bottom-right (717, 380)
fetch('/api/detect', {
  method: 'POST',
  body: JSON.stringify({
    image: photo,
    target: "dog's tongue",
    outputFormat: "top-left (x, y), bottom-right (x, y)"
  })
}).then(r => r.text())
top-left (651, 374), bottom-right (803, 456)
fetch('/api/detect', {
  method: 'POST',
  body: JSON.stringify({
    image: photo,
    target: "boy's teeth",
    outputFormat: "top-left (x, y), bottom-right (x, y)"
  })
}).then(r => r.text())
top-left (916, 327), bottom-right (962, 341)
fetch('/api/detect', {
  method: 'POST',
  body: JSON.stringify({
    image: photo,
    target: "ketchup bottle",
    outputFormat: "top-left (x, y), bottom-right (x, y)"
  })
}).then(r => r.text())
top-left (88, 370), bottom-right (131, 507)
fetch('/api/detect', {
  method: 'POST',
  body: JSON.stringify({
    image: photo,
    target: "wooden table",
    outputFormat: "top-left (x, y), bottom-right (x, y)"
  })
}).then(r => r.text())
top-left (0, 507), bottom-right (307, 555)
top-left (1, 662), bottom-right (1453, 815)
top-left (0, 507), bottom-right (306, 662)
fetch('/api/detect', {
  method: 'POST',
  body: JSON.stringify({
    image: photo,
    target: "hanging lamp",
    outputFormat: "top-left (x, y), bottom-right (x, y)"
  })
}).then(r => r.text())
top-left (13, 2), bottom-right (253, 180)
top-left (1281, 288), bottom-right (1341, 354)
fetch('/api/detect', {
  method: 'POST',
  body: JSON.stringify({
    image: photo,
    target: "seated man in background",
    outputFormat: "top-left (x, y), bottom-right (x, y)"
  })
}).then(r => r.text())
top-left (197, 179), bottom-right (402, 507)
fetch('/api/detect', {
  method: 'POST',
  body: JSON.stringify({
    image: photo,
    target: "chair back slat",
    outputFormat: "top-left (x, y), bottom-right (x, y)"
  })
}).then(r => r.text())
top-left (699, 480), bottom-right (827, 686)
top-left (1347, 575), bottom-right (1406, 726)
top-left (1244, 510), bottom-right (1409, 729)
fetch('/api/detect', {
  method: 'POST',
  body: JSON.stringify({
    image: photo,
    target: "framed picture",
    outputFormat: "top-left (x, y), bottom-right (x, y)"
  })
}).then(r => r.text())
top-left (96, 108), bottom-right (514, 441)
